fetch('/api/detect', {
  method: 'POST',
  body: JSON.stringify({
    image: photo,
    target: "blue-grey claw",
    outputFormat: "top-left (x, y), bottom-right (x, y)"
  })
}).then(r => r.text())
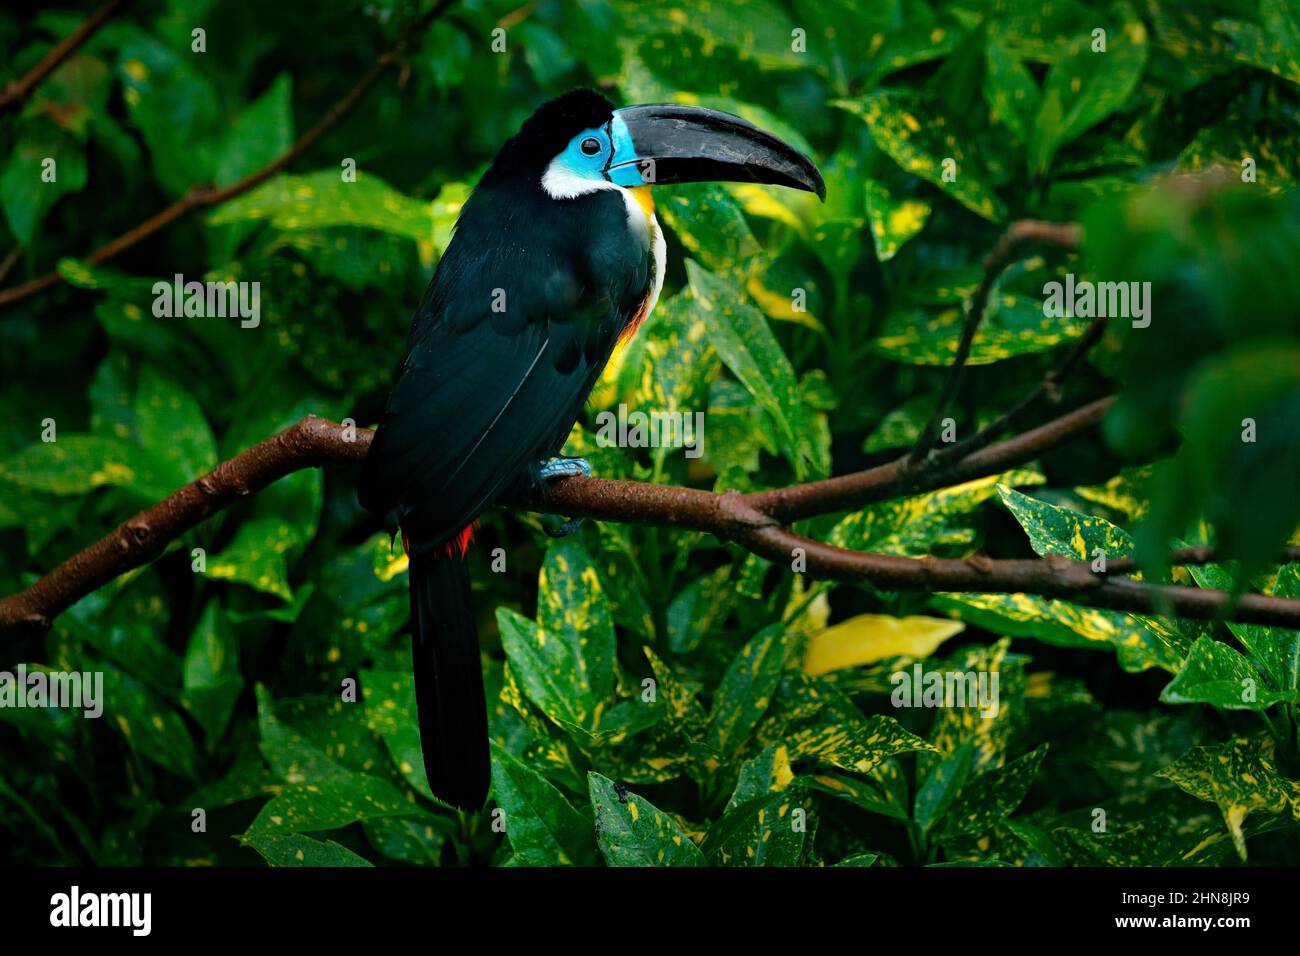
top-left (543, 515), bottom-right (586, 538)
top-left (536, 457), bottom-right (591, 536)
top-left (537, 456), bottom-right (592, 480)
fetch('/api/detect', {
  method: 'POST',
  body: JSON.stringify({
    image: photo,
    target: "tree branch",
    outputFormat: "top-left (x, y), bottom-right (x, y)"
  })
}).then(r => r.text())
top-left (7, 397), bottom-right (1300, 637)
top-left (0, 0), bottom-right (457, 309)
top-left (0, 0), bottom-right (128, 115)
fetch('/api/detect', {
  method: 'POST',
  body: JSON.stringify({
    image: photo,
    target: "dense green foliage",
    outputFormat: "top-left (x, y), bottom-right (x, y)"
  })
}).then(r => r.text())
top-left (2, 0), bottom-right (1299, 867)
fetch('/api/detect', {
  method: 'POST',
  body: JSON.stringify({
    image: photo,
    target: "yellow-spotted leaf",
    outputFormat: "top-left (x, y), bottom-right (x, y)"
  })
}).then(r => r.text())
top-left (0, 434), bottom-right (168, 499)
top-left (726, 742), bottom-right (796, 811)
top-left (242, 771), bottom-right (412, 837)
top-left (498, 539), bottom-right (616, 734)
top-left (784, 714), bottom-right (937, 775)
top-left (360, 669), bottom-right (434, 798)
top-left (490, 742), bottom-right (598, 866)
top-left (210, 169), bottom-right (434, 244)
top-left (588, 772), bottom-right (705, 866)
top-left (1029, 12), bottom-right (1148, 174)
top-left (936, 745), bottom-right (1048, 840)
top-left (707, 624), bottom-right (792, 757)
top-left (247, 833), bottom-right (371, 867)
top-left (830, 469), bottom-right (1043, 557)
top-left (688, 262), bottom-right (823, 478)
top-left (804, 614), bottom-right (965, 676)
top-left (1157, 736), bottom-right (1300, 860)
top-left (702, 787), bottom-right (807, 866)
top-left (983, 40), bottom-right (1040, 143)
top-left (1160, 636), bottom-right (1290, 711)
top-left (863, 174), bottom-right (932, 261)
top-left (835, 91), bottom-right (1005, 222)
top-left (923, 639), bottom-right (1022, 772)
top-left (804, 771), bottom-right (910, 820)
top-left (207, 515), bottom-right (295, 601)
top-left (874, 299), bottom-right (1091, 366)
top-left (1215, 0), bottom-right (1300, 87)
top-left (931, 590), bottom-right (1188, 673)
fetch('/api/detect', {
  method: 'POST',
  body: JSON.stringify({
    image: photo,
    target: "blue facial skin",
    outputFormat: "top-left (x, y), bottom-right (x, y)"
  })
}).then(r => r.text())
top-left (553, 114), bottom-right (645, 189)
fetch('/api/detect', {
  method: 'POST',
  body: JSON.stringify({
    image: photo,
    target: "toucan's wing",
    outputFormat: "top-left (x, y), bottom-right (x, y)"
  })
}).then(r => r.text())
top-left (358, 190), bottom-right (649, 550)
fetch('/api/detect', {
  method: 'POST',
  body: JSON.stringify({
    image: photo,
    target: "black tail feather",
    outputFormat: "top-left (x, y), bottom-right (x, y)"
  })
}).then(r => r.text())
top-left (409, 552), bottom-right (489, 811)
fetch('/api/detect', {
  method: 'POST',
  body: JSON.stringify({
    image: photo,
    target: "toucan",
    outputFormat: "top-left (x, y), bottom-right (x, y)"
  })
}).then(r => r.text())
top-left (359, 89), bottom-right (824, 811)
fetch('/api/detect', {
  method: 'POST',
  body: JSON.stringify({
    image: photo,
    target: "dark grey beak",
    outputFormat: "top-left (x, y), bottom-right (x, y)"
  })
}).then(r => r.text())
top-left (608, 104), bottom-right (825, 200)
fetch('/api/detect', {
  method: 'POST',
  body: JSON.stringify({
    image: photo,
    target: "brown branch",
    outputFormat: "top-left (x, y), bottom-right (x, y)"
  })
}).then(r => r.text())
top-left (7, 398), bottom-right (1300, 637)
top-left (1103, 546), bottom-right (1300, 577)
top-left (0, 0), bottom-right (127, 115)
top-left (0, 0), bottom-right (456, 310)
top-left (908, 219), bottom-right (1084, 463)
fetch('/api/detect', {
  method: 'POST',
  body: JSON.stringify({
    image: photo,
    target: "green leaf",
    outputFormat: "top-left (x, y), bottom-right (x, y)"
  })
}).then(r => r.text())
top-left (915, 742), bottom-right (975, 835)
top-left (703, 788), bottom-right (808, 866)
top-left (1157, 736), bottom-right (1300, 860)
top-left (863, 173), bottom-right (931, 262)
top-left (983, 40), bottom-right (1040, 144)
top-left (874, 299), bottom-right (1091, 366)
top-left (103, 666), bottom-right (199, 781)
top-left (783, 714), bottom-right (937, 775)
top-left (247, 833), bottom-right (372, 867)
top-left (687, 262), bottom-right (823, 477)
top-left (998, 484), bottom-right (1134, 561)
top-left (0, 434), bottom-right (166, 498)
top-left (836, 91), bottom-right (1005, 222)
top-left (1188, 562), bottom-right (1300, 700)
top-left (256, 684), bottom-right (348, 784)
top-left (490, 742), bottom-right (597, 866)
top-left (937, 745), bottom-right (1048, 839)
top-left (497, 538), bottom-right (616, 733)
top-left (210, 169), bottom-right (435, 245)
top-left (133, 365), bottom-right (218, 489)
top-left (707, 624), bottom-right (791, 757)
top-left (1029, 12), bottom-right (1148, 174)
top-left (831, 470), bottom-right (1043, 557)
top-left (657, 183), bottom-right (760, 275)
top-left (207, 516), bottom-right (296, 601)
top-left (361, 668), bottom-right (434, 799)
top-left (1160, 636), bottom-right (1290, 711)
top-left (1, 121), bottom-right (88, 244)
top-left (588, 772), bottom-right (705, 866)
top-left (244, 772), bottom-right (413, 837)
top-left (216, 73), bottom-right (293, 187)
top-left (726, 742), bottom-right (796, 811)
top-left (118, 35), bottom-right (220, 195)
top-left (180, 601), bottom-right (243, 743)
top-left (1215, 0), bottom-right (1300, 87)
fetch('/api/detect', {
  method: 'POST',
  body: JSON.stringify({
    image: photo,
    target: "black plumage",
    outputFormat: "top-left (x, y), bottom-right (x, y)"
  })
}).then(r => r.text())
top-left (359, 91), bottom-right (651, 810)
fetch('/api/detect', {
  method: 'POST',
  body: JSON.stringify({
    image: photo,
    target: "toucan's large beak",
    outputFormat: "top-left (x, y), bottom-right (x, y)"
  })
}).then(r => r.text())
top-left (607, 104), bottom-right (825, 200)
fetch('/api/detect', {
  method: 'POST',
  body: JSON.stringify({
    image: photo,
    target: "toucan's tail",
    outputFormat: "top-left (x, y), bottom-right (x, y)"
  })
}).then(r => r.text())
top-left (408, 551), bottom-right (489, 811)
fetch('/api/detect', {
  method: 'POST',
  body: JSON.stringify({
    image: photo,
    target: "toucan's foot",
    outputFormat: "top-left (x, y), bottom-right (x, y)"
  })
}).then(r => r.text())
top-left (536, 456), bottom-right (592, 481)
top-left (534, 457), bottom-right (591, 537)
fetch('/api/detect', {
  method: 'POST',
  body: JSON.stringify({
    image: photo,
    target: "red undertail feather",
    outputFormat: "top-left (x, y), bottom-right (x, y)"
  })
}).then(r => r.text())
top-left (402, 523), bottom-right (478, 561)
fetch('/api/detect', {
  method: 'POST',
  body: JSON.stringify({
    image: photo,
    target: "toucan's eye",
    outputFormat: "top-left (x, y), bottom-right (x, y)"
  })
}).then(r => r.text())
top-left (580, 137), bottom-right (602, 156)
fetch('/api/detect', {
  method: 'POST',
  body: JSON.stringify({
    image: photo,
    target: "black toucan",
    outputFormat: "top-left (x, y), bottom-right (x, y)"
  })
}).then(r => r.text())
top-left (359, 89), bottom-right (824, 811)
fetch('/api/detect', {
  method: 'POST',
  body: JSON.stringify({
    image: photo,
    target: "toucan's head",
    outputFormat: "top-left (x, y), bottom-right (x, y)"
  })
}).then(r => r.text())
top-left (481, 89), bottom-right (825, 202)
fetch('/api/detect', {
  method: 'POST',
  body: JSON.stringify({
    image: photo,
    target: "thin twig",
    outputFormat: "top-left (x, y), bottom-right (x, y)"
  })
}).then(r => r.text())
top-left (0, 0), bottom-right (128, 114)
top-left (0, 0), bottom-right (457, 310)
top-left (908, 219), bottom-right (1083, 464)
